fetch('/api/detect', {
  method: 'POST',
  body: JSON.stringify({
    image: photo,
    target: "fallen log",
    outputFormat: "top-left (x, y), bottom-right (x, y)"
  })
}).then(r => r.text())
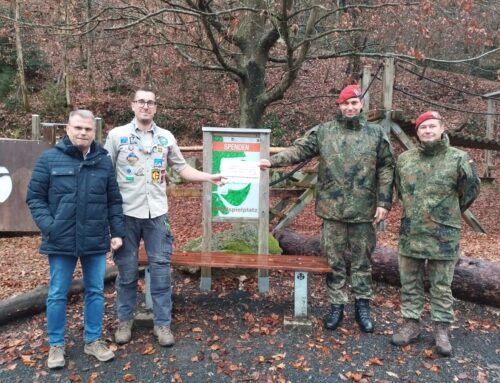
top-left (275, 228), bottom-right (500, 308)
top-left (0, 266), bottom-right (119, 326)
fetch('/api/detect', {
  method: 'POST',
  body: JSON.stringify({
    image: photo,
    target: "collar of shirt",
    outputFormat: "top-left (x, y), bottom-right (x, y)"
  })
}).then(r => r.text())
top-left (129, 118), bottom-right (159, 137)
top-left (83, 146), bottom-right (91, 160)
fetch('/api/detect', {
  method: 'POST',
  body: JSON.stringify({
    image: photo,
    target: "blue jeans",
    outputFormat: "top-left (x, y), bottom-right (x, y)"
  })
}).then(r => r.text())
top-left (47, 254), bottom-right (106, 346)
top-left (113, 214), bottom-right (173, 326)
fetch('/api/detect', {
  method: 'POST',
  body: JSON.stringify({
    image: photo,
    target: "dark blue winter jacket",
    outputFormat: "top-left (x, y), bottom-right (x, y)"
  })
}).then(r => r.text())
top-left (26, 136), bottom-right (125, 257)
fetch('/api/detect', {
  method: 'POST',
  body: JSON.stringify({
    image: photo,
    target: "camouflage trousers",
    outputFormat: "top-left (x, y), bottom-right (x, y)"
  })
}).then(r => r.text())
top-left (399, 255), bottom-right (456, 323)
top-left (321, 219), bottom-right (375, 304)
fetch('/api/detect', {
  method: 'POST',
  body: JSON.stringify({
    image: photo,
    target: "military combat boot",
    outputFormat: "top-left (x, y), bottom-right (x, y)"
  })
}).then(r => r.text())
top-left (391, 318), bottom-right (421, 346)
top-left (324, 304), bottom-right (344, 330)
top-left (434, 322), bottom-right (452, 356)
top-left (354, 299), bottom-right (374, 333)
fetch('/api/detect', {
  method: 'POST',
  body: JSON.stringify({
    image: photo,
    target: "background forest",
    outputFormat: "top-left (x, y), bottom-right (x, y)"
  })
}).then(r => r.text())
top-left (0, 0), bottom-right (498, 145)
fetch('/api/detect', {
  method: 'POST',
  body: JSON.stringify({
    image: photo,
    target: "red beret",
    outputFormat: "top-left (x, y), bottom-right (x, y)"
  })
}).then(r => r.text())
top-left (415, 111), bottom-right (442, 129)
top-left (337, 85), bottom-right (363, 104)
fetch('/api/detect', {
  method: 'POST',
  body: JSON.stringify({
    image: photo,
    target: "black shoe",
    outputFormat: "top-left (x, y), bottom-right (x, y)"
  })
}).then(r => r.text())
top-left (324, 304), bottom-right (344, 331)
top-left (355, 299), bottom-right (374, 333)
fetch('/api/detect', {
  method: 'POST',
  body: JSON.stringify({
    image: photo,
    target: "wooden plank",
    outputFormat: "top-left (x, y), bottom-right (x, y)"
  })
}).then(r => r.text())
top-left (390, 119), bottom-right (416, 149)
top-left (167, 187), bottom-right (305, 199)
top-left (138, 250), bottom-right (331, 273)
top-left (0, 139), bottom-right (52, 231)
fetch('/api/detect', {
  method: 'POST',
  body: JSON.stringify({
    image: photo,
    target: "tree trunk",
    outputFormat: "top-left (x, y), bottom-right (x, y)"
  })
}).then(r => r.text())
top-left (63, 0), bottom-right (71, 106)
top-left (238, 66), bottom-right (266, 128)
top-left (85, 0), bottom-right (95, 96)
top-left (274, 228), bottom-right (500, 308)
top-left (13, 0), bottom-right (29, 110)
top-left (0, 267), bottom-right (119, 326)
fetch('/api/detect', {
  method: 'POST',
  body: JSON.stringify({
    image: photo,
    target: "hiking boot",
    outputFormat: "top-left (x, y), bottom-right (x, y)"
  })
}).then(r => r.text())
top-left (153, 325), bottom-right (175, 347)
top-left (84, 340), bottom-right (115, 362)
top-left (47, 345), bottom-right (65, 369)
top-left (434, 322), bottom-right (452, 356)
top-left (391, 319), bottom-right (421, 346)
top-left (115, 320), bottom-right (134, 344)
top-left (324, 304), bottom-right (344, 331)
top-left (355, 299), bottom-right (374, 333)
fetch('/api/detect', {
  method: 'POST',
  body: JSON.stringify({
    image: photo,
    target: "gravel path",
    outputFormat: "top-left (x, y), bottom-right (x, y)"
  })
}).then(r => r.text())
top-left (1, 272), bottom-right (498, 383)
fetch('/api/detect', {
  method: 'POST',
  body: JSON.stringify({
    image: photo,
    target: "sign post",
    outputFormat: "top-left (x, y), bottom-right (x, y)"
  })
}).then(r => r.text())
top-left (201, 127), bottom-right (270, 292)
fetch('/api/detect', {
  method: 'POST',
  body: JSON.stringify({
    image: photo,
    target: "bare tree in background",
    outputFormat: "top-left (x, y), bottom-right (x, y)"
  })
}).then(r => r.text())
top-left (12, 0), bottom-right (29, 110)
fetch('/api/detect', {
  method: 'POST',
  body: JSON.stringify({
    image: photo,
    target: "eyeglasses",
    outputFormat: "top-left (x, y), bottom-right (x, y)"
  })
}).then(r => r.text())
top-left (134, 99), bottom-right (157, 108)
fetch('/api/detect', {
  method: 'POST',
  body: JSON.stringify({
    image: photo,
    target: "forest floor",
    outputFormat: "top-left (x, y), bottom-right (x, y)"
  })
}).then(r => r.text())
top-left (0, 182), bottom-right (499, 382)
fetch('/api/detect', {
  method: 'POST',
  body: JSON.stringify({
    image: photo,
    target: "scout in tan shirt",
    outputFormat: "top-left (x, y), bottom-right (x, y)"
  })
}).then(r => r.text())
top-left (104, 89), bottom-right (225, 347)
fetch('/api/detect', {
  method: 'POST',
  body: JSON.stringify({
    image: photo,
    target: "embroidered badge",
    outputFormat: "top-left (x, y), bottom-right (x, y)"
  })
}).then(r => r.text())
top-left (119, 136), bottom-right (129, 145)
top-left (159, 136), bottom-right (168, 145)
top-left (135, 167), bottom-right (145, 176)
top-left (128, 145), bottom-right (135, 151)
top-left (153, 158), bottom-right (163, 168)
top-left (151, 169), bottom-right (161, 183)
top-left (125, 175), bottom-right (134, 182)
top-left (126, 152), bottom-right (139, 165)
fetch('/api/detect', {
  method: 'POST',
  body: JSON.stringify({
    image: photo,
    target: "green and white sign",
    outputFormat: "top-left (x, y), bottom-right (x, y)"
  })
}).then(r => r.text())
top-left (211, 135), bottom-right (261, 219)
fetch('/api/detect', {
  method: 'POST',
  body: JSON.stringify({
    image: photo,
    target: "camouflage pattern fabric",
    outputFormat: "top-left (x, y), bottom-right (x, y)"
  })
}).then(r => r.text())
top-left (321, 219), bottom-right (376, 304)
top-left (270, 114), bottom-right (395, 223)
top-left (399, 256), bottom-right (456, 323)
top-left (396, 134), bottom-right (480, 261)
top-left (396, 133), bottom-right (480, 323)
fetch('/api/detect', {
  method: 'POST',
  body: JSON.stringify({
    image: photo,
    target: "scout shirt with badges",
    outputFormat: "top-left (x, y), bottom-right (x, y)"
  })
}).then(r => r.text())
top-left (104, 119), bottom-right (187, 219)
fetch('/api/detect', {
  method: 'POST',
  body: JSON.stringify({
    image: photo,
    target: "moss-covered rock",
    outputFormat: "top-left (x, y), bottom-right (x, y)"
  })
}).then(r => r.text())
top-left (182, 223), bottom-right (282, 255)
top-left (179, 223), bottom-right (282, 275)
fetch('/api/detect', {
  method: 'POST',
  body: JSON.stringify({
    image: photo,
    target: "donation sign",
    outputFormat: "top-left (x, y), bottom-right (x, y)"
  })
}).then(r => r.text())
top-left (212, 135), bottom-right (260, 218)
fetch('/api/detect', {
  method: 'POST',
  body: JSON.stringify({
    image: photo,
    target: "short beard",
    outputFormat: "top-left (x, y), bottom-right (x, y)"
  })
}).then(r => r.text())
top-left (137, 117), bottom-right (153, 125)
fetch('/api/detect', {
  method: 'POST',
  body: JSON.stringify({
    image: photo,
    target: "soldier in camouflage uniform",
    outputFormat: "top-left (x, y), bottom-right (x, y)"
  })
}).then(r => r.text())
top-left (392, 111), bottom-right (480, 356)
top-left (259, 85), bottom-right (395, 333)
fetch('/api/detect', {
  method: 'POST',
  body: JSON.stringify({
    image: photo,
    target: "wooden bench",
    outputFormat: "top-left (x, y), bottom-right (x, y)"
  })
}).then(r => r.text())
top-left (138, 248), bottom-right (331, 325)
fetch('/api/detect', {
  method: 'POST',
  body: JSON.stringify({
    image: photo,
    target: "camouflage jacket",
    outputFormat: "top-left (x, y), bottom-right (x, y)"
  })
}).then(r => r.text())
top-left (270, 114), bottom-right (395, 222)
top-left (396, 134), bottom-right (480, 260)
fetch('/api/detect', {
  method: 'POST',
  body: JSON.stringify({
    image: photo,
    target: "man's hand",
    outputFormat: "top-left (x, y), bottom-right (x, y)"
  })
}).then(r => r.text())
top-left (110, 237), bottom-right (123, 251)
top-left (208, 174), bottom-right (227, 186)
top-left (373, 207), bottom-right (388, 225)
top-left (259, 159), bottom-right (271, 170)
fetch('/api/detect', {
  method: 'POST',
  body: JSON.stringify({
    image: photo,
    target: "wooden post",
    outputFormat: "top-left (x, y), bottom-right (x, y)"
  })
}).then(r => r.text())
top-left (361, 65), bottom-right (372, 111)
top-left (483, 98), bottom-right (495, 178)
top-left (31, 114), bottom-right (40, 141)
top-left (201, 130), bottom-right (213, 291)
top-left (258, 131), bottom-right (270, 292)
top-left (95, 117), bottom-right (103, 144)
top-left (382, 58), bottom-right (395, 110)
top-left (42, 124), bottom-right (56, 145)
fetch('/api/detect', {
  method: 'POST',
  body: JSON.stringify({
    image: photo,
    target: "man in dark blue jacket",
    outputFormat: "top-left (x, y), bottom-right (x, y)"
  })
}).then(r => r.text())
top-left (27, 110), bottom-right (125, 369)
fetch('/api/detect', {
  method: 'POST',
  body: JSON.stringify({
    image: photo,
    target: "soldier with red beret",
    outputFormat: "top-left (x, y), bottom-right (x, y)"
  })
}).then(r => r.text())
top-left (260, 84), bottom-right (395, 333)
top-left (392, 111), bottom-right (480, 356)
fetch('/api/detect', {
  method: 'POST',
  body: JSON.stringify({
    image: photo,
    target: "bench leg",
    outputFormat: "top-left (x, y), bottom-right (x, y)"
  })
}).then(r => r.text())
top-left (134, 266), bottom-right (154, 327)
top-left (200, 266), bottom-right (211, 291)
top-left (258, 269), bottom-right (269, 293)
top-left (294, 271), bottom-right (308, 318)
top-left (284, 271), bottom-right (312, 329)
top-left (144, 266), bottom-right (153, 310)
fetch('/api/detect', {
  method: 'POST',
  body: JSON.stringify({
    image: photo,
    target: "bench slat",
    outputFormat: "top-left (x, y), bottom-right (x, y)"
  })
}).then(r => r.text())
top-left (138, 249), bottom-right (331, 273)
